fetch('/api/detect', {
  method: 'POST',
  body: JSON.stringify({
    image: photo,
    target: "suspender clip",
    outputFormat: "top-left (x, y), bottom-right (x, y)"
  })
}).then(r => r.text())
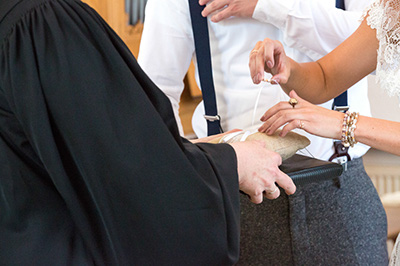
top-left (329, 141), bottom-right (351, 171)
top-left (336, 157), bottom-right (348, 171)
top-left (204, 115), bottom-right (221, 122)
top-left (333, 106), bottom-right (349, 112)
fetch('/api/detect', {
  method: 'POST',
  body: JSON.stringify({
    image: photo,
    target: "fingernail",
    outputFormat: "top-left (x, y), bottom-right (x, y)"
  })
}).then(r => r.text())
top-left (260, 116), bottom-right (265, 121)
top-left (257, 73), bottom-right (262, 83)
top-left (267, 61), bottom-right (273, 68)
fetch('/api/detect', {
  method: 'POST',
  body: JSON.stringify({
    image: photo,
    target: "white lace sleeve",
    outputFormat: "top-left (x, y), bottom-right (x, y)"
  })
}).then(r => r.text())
top-left (364, 0), bottom-right (400, 100)
top-left (390, 234), bottom-right (400, 266)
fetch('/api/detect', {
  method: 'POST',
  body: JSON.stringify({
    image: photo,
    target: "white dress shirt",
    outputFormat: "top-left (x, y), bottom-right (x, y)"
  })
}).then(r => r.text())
top-left (138, 0), bottom-right (373, 161)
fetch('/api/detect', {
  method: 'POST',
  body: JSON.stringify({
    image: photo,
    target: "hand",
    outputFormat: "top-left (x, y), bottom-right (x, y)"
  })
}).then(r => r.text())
top-left (199, 0), bottom-right (258, 22)
top-left (249, 38), bottom-right (291, 85)
top-left (230, 140), bottom-right (296, 204)
top-left (258, 90), bottom-right (344, 140)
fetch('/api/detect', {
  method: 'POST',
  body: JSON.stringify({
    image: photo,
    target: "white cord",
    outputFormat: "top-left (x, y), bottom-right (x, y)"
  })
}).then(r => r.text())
top-left (250, 78), bottom-right (316, 159)
top-left (251, 86), bottom-right (264, 126)
top-left (240, 131), bottom-right (252, 141)
top-left (297, 147), bottom-right (315, 158)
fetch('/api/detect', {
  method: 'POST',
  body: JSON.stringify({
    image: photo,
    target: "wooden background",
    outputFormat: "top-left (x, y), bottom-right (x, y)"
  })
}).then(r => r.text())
top-left (82, 0), bottom-right (143, 56)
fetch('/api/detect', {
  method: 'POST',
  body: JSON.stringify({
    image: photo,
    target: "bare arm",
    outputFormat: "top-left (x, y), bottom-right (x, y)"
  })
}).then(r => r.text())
top-left (250, 19), bottom-right (378, 104)
top-left (259, 90), bottom-right (400, 156)
top-left (355, 116), bottom-right (400, 156)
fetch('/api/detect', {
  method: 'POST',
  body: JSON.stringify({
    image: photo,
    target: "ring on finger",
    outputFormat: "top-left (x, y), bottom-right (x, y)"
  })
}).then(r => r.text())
top-left (298, 120), bottom-right (305, 130)
top-left (289, 98), bottom-right (298, 108)
top-left (265, 186), bottom-right (278, 194)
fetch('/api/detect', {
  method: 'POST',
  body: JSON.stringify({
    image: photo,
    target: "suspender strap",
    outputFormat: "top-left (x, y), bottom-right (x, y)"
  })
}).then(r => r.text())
top-left (335, 0), bottom-right (345, 10)
top-left (188, 0), bottom-right (221, 136)
top-left (330, 0), bottom-right (350, 167)
top-left (333, 0), bottom-right (348, 110)
top-left (333, 92), bottom-right (348, 110)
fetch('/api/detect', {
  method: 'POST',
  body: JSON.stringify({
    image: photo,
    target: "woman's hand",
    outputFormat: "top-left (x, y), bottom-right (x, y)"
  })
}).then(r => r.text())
top-left (259, 90), bottom-right (344, 140)
top-left (249, 38), bottom-right (291, 85)
top-left (230, 140), bottom-right (296, 204)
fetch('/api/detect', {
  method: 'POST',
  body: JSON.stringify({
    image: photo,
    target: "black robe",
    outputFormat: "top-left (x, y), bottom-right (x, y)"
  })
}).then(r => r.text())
top-left (0, 0), bottom-right (239, 265)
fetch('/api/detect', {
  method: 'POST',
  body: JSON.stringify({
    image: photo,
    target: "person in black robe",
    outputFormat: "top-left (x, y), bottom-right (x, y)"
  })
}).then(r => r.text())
top-left (0, 0), bottom-right (296, 265)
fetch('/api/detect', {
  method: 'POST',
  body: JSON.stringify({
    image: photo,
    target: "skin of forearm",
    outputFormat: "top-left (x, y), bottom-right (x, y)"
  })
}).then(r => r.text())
top-left (280, 59), bottom-right (330, 104)
top-left (281, 20), bottom-right (378, 104)
top-left (355, 116), bottom-right (400, 156)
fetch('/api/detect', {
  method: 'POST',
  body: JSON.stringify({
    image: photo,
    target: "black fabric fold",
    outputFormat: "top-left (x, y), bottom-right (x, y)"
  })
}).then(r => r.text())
top-left (0, 0), bottom-right (240, 265)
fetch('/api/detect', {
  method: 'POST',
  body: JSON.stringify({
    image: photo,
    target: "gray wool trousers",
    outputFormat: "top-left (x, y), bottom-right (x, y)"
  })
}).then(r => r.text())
top-left (237, 157), bottom-right (388, 266)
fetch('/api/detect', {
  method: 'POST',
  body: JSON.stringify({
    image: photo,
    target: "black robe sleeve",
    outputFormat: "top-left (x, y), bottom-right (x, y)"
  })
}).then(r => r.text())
top-left (0, 0), bottom-right (239, 265)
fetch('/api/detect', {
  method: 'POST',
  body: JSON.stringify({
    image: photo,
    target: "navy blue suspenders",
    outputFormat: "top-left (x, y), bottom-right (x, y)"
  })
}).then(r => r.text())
top-left (329, 0), bottom-right (351, 166)
top-left (333, 0), bottom-right (348, 111)
top-left (188, 0), bottom-right (222, 136)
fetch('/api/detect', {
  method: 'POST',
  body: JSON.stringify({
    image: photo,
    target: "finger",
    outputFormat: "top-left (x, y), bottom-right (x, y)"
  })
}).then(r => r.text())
top-left (262, 39), bottom-right (278, 73)
top-left (274, 171), bottom-right (296, 195)
top-left (289, 90), bottom-right (298, 99)
top-left (199, 0), bottom-right (212, 5)
top-left (267, 109), bottom-right (303, 135)
top-left (210, 8), bottom-right (232, 22)
top-left (261, 91), bottom-right (307, 122)
top-left (258, 102), bottom-right (294, 133)
top-left (270, 56), bottom-right (287, 84)
top-left (253, 40), bottom-right (277, 84)
top-left (265, 110), bottom-right (300, 135)
top-left (288, 90), bottom-right (308, 105)
top-left (263, 185), bottom-right (281, 200)
top-left (260, 101), bottom-right (293, 122)
top-left (268, 41), bottom-right (290, 84)
top-left (249, 41), bottom-right (263, 84)
top-left (279, 120), bottom-right (305, 137)
top-left (201, 0), bottom-right (229, 17)
top-left (249, 189), bottom-right (264, 204)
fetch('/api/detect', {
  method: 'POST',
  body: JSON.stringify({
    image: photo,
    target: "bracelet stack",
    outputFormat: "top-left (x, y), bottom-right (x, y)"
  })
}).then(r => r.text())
top-left (341, 111), bottom-right (359, 148)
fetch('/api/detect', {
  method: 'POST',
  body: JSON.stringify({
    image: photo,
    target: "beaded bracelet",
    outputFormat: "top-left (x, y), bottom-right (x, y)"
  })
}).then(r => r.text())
top-left (348, 112), bottom-right (359, 147)
top-left (341, 111), bottom-right (359, 148)
top-left (341, 111), bottom-right (349, 147)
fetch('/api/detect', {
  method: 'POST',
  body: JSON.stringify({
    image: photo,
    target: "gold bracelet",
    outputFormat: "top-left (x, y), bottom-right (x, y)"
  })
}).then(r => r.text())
top-left (348, 112), bottom-right (359, 147)
top-left (341, 111), bottom-right (350, 147)
top-left (341, 111), bottom-right (359, 148)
